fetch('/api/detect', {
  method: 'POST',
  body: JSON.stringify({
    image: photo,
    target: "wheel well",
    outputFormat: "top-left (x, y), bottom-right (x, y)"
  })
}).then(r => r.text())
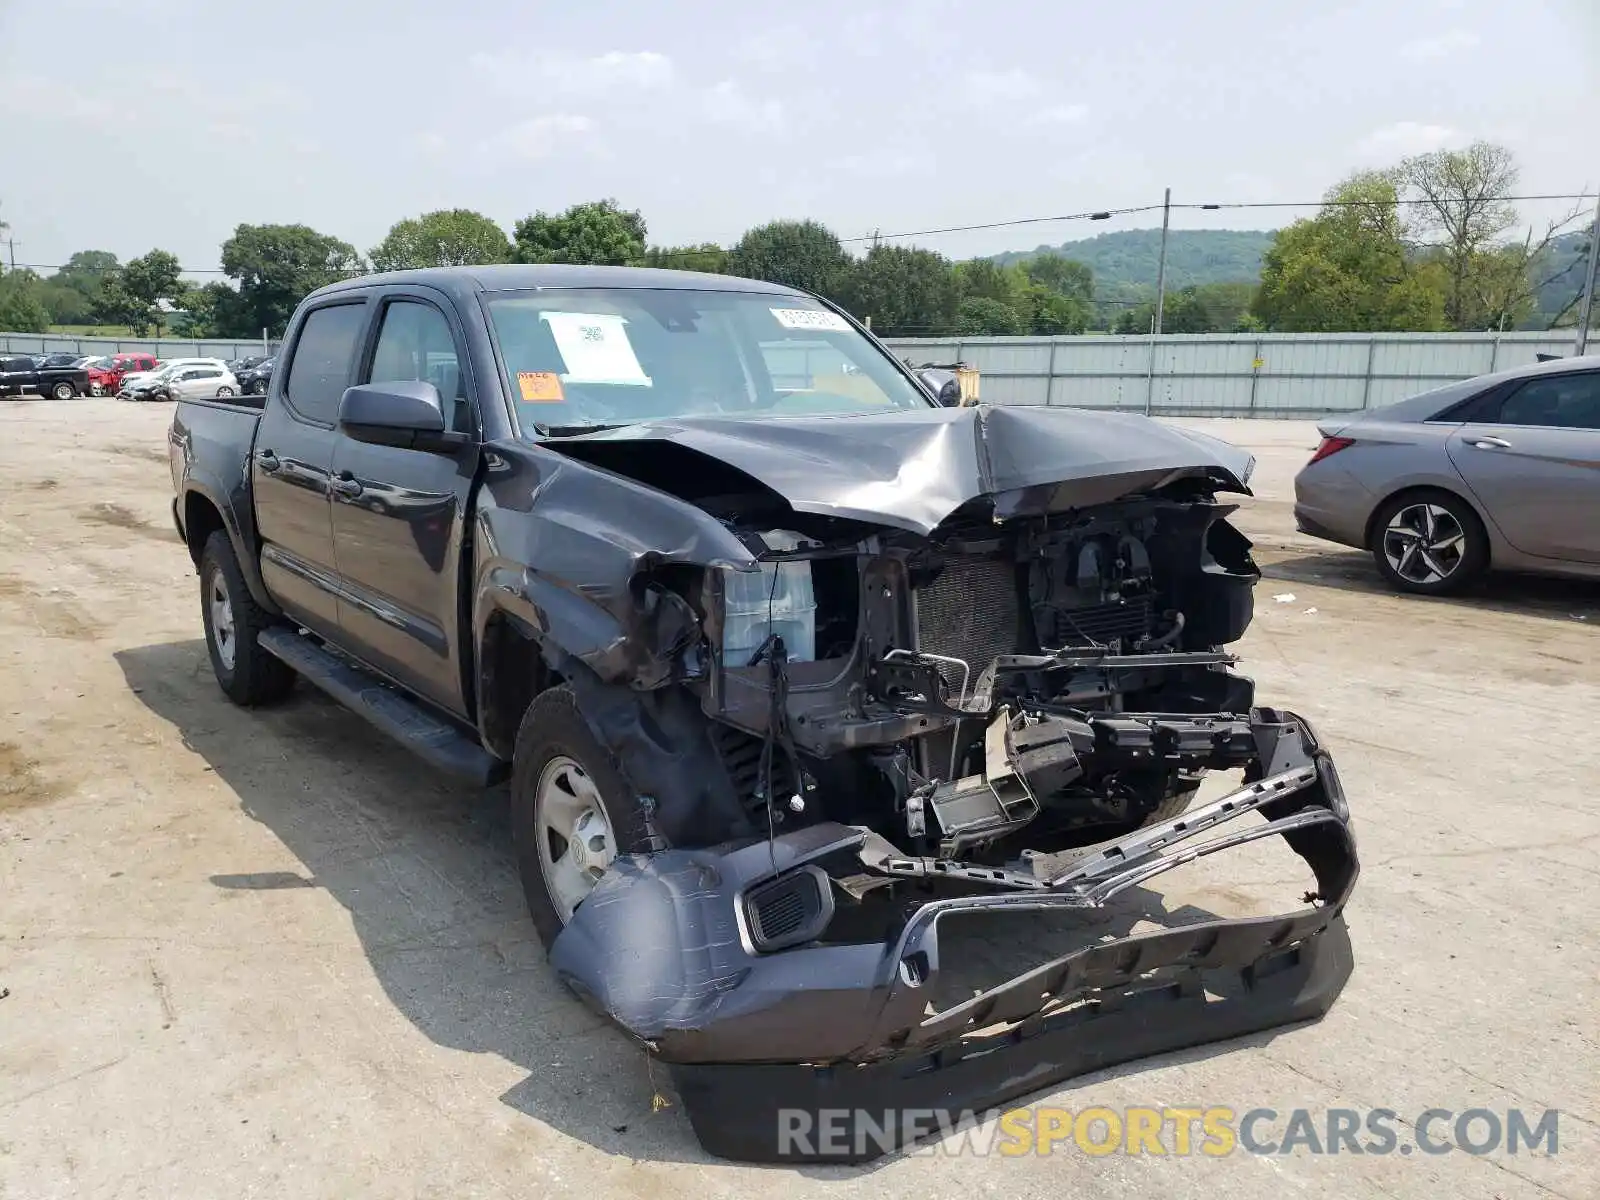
top-left (1363, 484), bottom-right (1489, 562)
top-left (183, 492), bottom-right (227, 568)
top-left (479, 611), bottom-right (562, 760)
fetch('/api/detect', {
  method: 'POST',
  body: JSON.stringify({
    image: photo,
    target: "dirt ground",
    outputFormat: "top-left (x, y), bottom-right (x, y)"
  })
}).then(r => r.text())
top-left (1, 399), bottom-right (1596, 1199)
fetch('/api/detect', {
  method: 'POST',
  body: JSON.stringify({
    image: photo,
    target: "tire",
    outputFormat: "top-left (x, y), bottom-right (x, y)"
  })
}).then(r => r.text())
top-left (1368, 489), bottom-right (1488, 596)
top-left (1144, 775), bottom-right (1201, 826)
top-left (216, 385), bottom-right (235, 398)
top-left (510, 685), bottom-right (654, 951)
top-left (199, 530), bottom-right (296, 707)
top-left (250, 379), bottom-right (266, 395)
top-left (51, 381), bottom-right (75, 401)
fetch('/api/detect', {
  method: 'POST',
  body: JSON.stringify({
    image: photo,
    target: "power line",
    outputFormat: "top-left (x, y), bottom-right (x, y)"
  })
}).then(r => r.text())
top-left (8, 190), bottom-right (1594, 276)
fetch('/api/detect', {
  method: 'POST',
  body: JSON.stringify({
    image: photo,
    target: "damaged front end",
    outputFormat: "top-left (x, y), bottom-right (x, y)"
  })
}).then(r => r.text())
top-left (523, 407), bottom-right (1358, 1163)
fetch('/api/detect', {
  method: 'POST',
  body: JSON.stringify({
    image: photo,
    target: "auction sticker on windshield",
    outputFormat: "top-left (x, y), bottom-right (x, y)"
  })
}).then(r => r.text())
top-left (771, 308), bottom-right (852, 332)
top-left (517, 371), bottom-right (564, 403)
top-left (539, 312), bottom-right (652, 386)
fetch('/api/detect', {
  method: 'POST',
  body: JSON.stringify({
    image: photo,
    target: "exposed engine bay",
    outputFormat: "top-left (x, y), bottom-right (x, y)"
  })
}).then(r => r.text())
top-left (529, 406), bottom-right (1358, 1164)
top-left (684, 489), bottom-right (1265, 872)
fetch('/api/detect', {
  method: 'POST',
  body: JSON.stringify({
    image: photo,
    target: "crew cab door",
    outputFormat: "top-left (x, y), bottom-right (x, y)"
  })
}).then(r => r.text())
top-left (1444, 368), bottom-right (1600, 565)
top-left (252, 297), bottom-right (370, 637)
top-left (328, 290), bottom-right (478, 715)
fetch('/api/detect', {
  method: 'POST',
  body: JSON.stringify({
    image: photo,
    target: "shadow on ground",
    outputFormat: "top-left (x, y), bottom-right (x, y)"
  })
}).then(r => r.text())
top-left (116, 638), bottom-right (1322, 1173)
top-left (1256, 547), bottom-right (1600, 624)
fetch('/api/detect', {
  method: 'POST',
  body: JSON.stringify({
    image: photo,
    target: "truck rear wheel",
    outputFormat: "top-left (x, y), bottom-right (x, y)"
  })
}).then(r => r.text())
top-left (199, 530), bottom-right (295, 707)
top-left (510, 685), bottom-right (653, 951)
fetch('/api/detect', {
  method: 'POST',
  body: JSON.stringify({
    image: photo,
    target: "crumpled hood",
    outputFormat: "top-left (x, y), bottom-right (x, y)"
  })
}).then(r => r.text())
top-left (541, 403), bottom-right (1255, 535)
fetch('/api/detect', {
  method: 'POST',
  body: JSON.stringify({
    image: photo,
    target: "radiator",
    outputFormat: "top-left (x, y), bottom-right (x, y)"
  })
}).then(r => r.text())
top-left (913, 556), bottom-right (1020, 693)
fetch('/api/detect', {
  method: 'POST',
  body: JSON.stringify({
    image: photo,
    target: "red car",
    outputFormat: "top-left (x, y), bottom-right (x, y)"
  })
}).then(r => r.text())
top-left (86, 352), bottom-right (159, 396)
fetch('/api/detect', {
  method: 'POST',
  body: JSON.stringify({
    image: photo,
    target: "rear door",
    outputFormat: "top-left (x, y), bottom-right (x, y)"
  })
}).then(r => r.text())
top-left (1445, 368), bottom-right (1600, 565)
top-left (327, 288), bottom-right (479, 713)
top-left (252, 297), bottom-right (370, 637)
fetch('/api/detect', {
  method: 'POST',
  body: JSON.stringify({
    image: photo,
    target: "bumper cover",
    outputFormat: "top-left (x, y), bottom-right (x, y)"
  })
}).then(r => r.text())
top-left (550, 709), bottom-right (1358, 1163)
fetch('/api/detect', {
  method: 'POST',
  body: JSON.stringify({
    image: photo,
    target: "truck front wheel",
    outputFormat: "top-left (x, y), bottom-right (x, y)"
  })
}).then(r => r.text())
top-left (199, 530), bottom-right (295, 707)
top-left (511, 685), bottom-right (653, 951)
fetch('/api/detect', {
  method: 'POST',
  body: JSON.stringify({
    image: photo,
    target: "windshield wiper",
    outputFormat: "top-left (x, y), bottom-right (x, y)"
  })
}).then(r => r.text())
top-left (533, 421), bottom-right (628, 438)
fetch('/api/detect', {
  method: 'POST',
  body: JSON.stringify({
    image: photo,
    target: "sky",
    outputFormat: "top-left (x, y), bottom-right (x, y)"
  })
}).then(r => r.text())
top-left (1, 0), bottom-right (1595, 280)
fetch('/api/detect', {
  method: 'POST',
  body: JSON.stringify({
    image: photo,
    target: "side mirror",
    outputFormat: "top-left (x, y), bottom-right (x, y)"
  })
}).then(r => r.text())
top-left (917, 368), bottom-right (962, 406)
top-left (338, 380), bottom-right (466, 451)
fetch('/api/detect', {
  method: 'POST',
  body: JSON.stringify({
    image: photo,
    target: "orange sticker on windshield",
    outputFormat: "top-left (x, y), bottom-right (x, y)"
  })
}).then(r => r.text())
top-left (517, 371), bottom-right (564, 402)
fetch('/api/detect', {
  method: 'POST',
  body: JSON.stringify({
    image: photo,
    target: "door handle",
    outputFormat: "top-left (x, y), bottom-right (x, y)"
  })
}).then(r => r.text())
top-left (1466, 436), bottom-right (1512, 450)
top-left (256, 450), bottom-right (280, 472)
top-left (331, 473), bottom-right (363, 498)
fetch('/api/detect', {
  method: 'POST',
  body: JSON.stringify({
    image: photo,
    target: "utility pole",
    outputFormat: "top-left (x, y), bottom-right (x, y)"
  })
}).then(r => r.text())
top-left (5, 238), bottom-right (15, 271)
top-left (1574, 191), bottom-right (1600, 356)
top-left (1145, 188), bottom-right (1172, 416)
top-left (1152, 187), bottom-right (1172, 335)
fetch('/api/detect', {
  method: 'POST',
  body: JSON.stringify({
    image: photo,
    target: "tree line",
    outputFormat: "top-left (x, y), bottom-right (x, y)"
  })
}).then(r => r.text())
top-left (0, 142), bottom-right (1589, 340)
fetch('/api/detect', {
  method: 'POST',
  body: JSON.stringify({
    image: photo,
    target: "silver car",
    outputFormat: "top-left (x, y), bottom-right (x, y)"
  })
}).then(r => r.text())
top-left (1293, 356), bottom-right (1600, 594)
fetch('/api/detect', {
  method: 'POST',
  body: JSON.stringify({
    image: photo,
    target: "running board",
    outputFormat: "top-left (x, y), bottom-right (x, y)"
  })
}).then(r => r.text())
top-left (257, 627), bottom-right (507, 786)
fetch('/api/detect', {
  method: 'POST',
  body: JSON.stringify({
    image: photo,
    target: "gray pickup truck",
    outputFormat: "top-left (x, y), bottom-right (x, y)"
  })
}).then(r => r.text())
top-left (169, 264), bottom-right (1358, 1163)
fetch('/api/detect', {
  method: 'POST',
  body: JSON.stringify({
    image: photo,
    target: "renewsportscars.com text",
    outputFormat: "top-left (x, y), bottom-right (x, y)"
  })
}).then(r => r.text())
top-left (777, 1106), bottom-right (1562, 1159)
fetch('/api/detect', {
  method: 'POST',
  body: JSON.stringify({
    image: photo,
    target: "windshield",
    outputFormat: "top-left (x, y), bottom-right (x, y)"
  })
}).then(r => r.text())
top-left (484, 287), bottom-right (930, 434)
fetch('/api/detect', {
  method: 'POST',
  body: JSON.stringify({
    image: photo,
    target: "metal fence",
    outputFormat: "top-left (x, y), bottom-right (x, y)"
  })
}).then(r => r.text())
top-left (0, 331), bottom-right (280, 360)
top-left (881, 331), bottom-right (1586, 417)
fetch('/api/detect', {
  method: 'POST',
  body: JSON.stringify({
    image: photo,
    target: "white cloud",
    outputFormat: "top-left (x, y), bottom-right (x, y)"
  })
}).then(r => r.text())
top-left (827, 152), bottom-right (925, 179)
top-left (1030, 103), bottom-right (1090, 126)
top-left (963, 68), bottom-right (1046, 105)
top-left (1401, 29), bottom-right (1480, 60)
top-left (733, 25), bottom-right (820, 68)
top-left (702, 80), bottom-right (783, 133)
top-left (1356, 121), bottom-right (1459, 159)
top-left (470, 50), bottom-right (674, 97)
top-left (477, 114), bottom-right (595, 159)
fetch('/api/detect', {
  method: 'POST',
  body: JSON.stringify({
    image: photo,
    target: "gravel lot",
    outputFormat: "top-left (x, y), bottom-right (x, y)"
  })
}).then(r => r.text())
top-left (1, 400), bottom-right (1596, 1199)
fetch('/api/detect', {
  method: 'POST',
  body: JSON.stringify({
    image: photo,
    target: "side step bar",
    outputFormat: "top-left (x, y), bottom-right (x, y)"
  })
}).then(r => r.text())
top-left (258, 627), bottom-right (508, 786)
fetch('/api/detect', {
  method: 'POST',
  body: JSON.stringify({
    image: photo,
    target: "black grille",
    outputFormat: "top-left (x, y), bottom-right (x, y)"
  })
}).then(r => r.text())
top-left (914, 556), bottom-right (1020, 688)
top-left (744, 868), bottom-right (830, 951)
top-left (1037, 595), bottom-right (1153, 648)
top-left (710, 722), bottom-right (796, 815)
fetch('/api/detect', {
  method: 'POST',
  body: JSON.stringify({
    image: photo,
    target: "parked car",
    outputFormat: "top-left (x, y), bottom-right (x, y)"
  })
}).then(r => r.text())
top-left (86, 352), bottom-right (160, 396)
top-left (122, 361), bottom-right (237, 402)
top-left (39, 352), bottom-right (85, 369)
top-left (234, 356), bottom-right (274, 395)
top-left (225, 355), bottom-right (266, 375)
top-left (119, 357), bottom-right (227, 397)
top-left (168, 264), bottom-right (1358, 1164)
top-left (1294, 355), bottom-right (1600, 594)
top-left (0, 353), bottom-right (90, 399)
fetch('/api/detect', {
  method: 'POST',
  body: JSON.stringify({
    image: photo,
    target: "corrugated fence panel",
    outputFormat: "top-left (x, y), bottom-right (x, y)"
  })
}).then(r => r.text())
top-left (1, 333), bottom-right (281, 359)
top-left (880, 332), bottom-right (1595, 418)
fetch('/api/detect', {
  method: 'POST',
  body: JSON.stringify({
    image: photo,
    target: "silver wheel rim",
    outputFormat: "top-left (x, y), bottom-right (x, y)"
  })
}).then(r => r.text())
top-left (1383, 503), bottom-right (1466, 585)
top-left (218, 387), bottom-right (233, 397)
top-left (208, 568), bottom-right (237, 670)
top-left (534, 755), bottom-right (616, 922)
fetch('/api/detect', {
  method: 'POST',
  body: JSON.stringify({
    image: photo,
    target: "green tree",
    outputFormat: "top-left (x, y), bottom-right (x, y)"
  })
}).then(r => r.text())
top-left (1022, 254), bottom-right (1094, 303)
top-left (1253, 173), bottom-right (1446, 332)
top-left (512, 199), bottom-right (646, 266)
top-left (956, 296), bottom-right (1028, 336)
top-left (0, 269), bottom-right (52, 332)
top-left (220, 223), bottom-right (364, 337)
top-left (643, 243), bottom-right (730, 273)
top-left (1021, 284), bottom-right (1091, 334)
top-left (40, 250), bottom-right (119, 325)
top-left (370, 208), bottom-right (511, 271)
top-left (954, 257), bottom-right (1025, 307)
top-left (88, 250), bottom-right (184, 336)
top-left (172, 281), bottom-right (249, 338)
top-left (842, 245), bottom-right (960, 336)
top-left (727, 220), bottom-right (850, 299)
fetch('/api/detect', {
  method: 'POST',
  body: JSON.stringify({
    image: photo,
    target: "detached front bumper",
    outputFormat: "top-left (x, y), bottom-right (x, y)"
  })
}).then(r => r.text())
top-left (550, 709), bottom-right (1358, 1164)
